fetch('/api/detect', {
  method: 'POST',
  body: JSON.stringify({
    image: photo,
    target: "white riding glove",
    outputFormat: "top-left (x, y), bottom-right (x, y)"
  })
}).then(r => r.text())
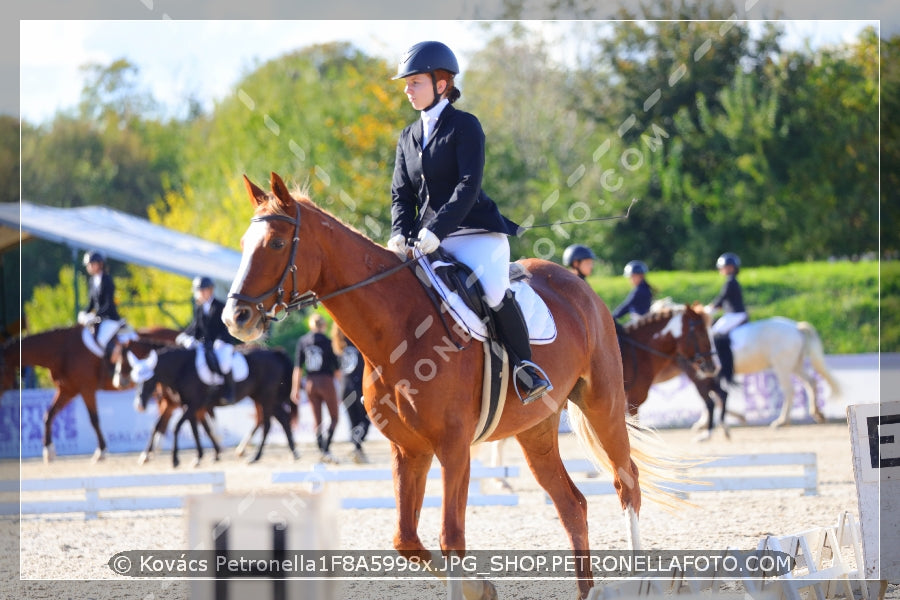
top-left (176, 332), bottom-right (197, 348)
top-left (387, 233), bottom-right (410, 259)
top-left (77, 311), bottom-right (96, 326)
top-left (416, 228), bottom-right (440, 254)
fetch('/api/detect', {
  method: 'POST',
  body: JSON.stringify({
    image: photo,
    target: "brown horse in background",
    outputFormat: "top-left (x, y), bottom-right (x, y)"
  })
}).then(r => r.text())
top-left (2, 325), bottom-right (130, 462)
top-left (222, 172), bottom-right (687, 599)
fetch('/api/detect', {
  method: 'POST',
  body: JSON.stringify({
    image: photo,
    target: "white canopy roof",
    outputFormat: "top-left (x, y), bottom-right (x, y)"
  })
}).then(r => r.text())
top-left (0, 201), bottom-right (242, 289)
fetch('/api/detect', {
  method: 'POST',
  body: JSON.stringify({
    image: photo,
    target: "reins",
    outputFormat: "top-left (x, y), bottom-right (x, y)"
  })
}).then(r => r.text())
top-left (227, 203), bottom-right (427, 327)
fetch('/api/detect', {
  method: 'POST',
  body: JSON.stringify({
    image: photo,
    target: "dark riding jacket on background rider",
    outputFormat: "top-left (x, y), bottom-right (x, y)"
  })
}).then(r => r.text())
top-left (86, 272), bottom-right (120, 321)
top-left (710, 275), bottom-right (746, 314)
top-left (612, 280), bottom-right (653, 320)
top-left (183, 296), bottom-right (241, 348)
top-left (390, 103), bottom-right (521, 242)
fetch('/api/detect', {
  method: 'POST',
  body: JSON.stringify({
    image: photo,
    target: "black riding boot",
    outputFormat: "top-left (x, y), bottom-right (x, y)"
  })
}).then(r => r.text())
top-left (221, 370), bottom-right (236, 404)
top-left (713, 333), bottom-right (734, 385)
top-left (491, 290), bottom-right (553, 404)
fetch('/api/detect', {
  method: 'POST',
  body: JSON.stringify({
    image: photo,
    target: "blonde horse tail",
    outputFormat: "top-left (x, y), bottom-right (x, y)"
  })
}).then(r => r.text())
top-left (566, 403), bottom-right (700, 512)
top-left (797, 321), bottom-right (841, 399)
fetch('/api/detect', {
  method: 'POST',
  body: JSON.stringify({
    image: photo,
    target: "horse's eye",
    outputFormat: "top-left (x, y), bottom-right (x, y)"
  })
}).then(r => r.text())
top-left (269, 238), bottom-right (286, 250)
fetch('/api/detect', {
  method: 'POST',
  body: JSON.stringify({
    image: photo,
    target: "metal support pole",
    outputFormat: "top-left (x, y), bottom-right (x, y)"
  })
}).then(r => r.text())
top-left (72, 247), bottom-right (80, 323)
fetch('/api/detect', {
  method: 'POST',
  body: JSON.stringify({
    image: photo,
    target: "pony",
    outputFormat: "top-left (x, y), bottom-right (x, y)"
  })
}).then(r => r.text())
top-left (221, 172), bottom-right (686, 600)
top-left (618, 303), bottom-right (734, 440)
top-left (128, 345), bottom-right (297, 467)
top-left (1, 324), bottom-right (139, 463)
top-left (701, 312), bottom-right (841, 427)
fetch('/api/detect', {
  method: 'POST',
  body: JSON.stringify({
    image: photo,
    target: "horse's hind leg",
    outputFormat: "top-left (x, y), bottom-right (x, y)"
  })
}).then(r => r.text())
top-left (81, 391), bottom-right (108, 463)
top-left (515, 417), bottom-right (593, 600)
top-left (796, 370), bottom-right (825, 423)
top-left (199, 409), bottom-right (221, 461)
top-left (274, 405), bottom-right (300, 460)
top-left (771, 369), bottom-right (796, 428)
top-left (249, 411), bottom-right (272, 464)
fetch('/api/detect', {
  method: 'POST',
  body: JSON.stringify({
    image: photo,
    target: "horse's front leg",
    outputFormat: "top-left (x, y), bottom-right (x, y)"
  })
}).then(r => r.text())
top-left (771, 371), bottom-right (795, 428)
top-left (390, 442), bottom-right (433, 558)
top-left (43, 388), bottom-right (76, 463)
top-left (171, 410), bottom-right (191, 468)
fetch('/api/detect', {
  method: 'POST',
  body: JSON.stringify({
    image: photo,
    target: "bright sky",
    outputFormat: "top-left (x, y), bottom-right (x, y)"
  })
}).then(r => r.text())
top-left (20, 20), bottom-right (878, 125)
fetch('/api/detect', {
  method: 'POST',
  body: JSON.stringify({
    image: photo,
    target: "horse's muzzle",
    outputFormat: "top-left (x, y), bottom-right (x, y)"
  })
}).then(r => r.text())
top-left (222, 299), bottom-right (265, 342)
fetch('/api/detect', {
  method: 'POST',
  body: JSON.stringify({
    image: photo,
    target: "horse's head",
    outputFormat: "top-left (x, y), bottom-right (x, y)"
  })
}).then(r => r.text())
top-left (127, 349), bottom-right (160, 412)
top-left (677, 303), bottom-right (717, 378)
top-left (224, 172), bottom-right (325, 342)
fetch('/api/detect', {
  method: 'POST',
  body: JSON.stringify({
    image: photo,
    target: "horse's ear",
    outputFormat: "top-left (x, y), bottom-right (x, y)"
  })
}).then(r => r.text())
top-left (126, 350), bottom-right (138, 367)
top-left (269, 171), bottom-right (294, 212)
top-left (147, 349), bottom-right (158, 370)
top-left (243, 174), bottom-right (268, 207)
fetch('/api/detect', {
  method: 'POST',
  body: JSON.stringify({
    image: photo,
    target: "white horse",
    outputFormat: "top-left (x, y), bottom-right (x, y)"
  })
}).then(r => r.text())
top-left (705, 314), bottom-right (842, 427)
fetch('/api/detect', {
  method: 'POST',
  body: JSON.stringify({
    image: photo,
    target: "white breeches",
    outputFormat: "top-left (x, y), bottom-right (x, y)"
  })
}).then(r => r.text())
top-left (440, 230), bottom-right (510, 307)
top-left (212, 339), bottom-right (234, 373)
top-left (711, 312), bottom-right (747, 335)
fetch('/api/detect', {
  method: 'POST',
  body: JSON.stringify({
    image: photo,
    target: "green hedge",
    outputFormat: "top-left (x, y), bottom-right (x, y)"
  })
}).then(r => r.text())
top-left (588, 260), bottom-right (892, 355)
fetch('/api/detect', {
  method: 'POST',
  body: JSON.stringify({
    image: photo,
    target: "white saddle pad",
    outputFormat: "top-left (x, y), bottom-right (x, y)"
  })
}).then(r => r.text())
top-left (415, 250), bottom-right (557, 345)
top-left (81, 320), bottom-right (137, 358)
top-left (195, 349), bottom-right (249, 386)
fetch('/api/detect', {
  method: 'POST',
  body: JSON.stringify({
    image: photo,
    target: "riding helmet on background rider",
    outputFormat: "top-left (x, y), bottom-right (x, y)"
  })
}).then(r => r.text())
top-left (716, 252), bottom-right (740, 273)
top-left (623, 260), bottom-right (649, 277)
top-left (563, 244), bottom-right (597, 280)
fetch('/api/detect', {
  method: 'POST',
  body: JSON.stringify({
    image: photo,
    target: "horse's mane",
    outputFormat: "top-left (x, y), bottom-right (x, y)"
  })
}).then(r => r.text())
top-left (622, 308), bottom-right (679, 333)
top-left (264, 186), bottom-right (384, 249)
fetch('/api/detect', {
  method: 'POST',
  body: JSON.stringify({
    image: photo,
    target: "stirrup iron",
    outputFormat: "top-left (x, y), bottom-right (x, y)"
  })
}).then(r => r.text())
top-left (512, 360), bottom-right (553, 405)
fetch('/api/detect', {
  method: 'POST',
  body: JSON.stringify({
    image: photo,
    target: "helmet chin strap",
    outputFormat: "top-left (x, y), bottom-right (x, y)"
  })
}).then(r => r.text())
top-left (424, 72), bottom-right (443, 110)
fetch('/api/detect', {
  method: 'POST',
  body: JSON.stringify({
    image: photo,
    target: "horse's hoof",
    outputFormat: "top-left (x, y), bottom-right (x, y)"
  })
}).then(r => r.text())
top-left (42, 444), bottom-right (56, 464)
top-left (693, 431), bottom-right (711, 443)
top-left (91, 448), bottom-right (107, 463)
top-left (173, 458), bottom-right (180, 469)
top-left (770, 420), bottom-right (788, 429)
top-left (292, 450), bottom-right (301, 461)
top-left (351, 448), bottom-right (368, 464)
top-left (213, 454), bottom-right (221, 462)
top-left (192, 458), bottom-right (202, 468)
top-left (137, 452), bottom-right (149, 465)
top-left (722, 425), bottom-right (732, 440)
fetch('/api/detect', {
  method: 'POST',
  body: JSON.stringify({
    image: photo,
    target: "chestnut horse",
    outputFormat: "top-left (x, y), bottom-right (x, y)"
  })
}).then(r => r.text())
top-left (1, 325), bottom-right (137, 463)
top-left (222, 172), bottom-right (685, 600)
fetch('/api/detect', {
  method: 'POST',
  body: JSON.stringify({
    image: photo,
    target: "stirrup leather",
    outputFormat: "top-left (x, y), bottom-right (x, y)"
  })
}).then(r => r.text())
top-left (512, 360), bottom-right (553, 404)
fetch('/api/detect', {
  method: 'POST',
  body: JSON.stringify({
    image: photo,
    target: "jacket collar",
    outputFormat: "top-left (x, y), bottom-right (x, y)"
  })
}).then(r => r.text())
top-left (412, 103), bottom-right (456, 149)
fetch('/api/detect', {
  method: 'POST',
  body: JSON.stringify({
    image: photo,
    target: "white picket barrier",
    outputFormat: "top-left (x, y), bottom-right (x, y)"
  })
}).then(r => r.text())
top-left (271, 461), bottom-right (519, 509)
top-left (558, 453), bottom-right (817, 502)
top-left (7, 472), bottom-right (225, 519)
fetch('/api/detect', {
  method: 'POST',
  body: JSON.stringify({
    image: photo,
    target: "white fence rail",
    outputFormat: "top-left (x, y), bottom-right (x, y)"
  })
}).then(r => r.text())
top-left (3, 472), bottom-right (225, 519)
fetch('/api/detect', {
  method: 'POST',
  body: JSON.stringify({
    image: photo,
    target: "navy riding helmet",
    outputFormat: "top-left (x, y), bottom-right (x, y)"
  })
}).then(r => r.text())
top-left (83, 250), bottom-right (105, 266)
top-left (716, 252), bottom-right (741, 272)
top-left (562, 244), bottom-right (597, 267)
top-left (623, 260), bottom-right (648, 277)
top-left (392, 41), bottom-right (459, 80)
top-left (192, 276), bottom-right (215, 291)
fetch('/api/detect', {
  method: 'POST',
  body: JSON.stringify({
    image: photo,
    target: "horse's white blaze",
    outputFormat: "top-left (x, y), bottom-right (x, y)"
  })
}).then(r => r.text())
top-left (227, 220), bottom-right (268, 301)
top-left (659, 313), bottom-right (683, 339)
